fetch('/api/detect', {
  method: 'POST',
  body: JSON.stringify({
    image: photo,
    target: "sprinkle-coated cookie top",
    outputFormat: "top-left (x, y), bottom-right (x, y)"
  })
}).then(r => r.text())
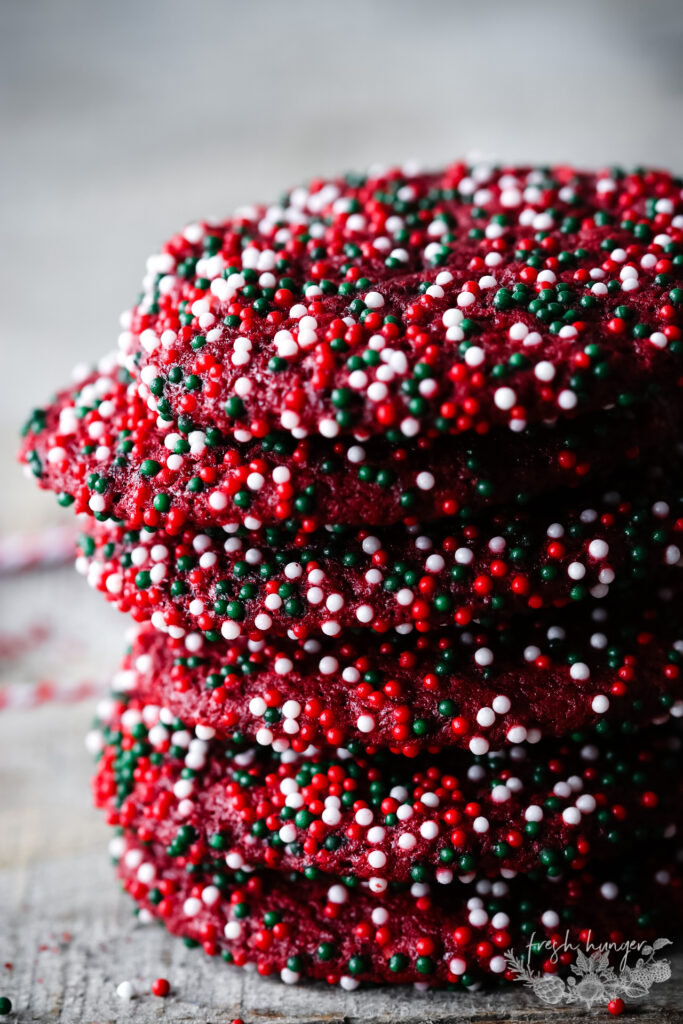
top-left (122, 163), bottom-right (683, 444)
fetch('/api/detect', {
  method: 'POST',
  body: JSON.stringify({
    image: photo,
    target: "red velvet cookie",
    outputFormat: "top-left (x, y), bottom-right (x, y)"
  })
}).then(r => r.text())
top-left (113, 830), bottom-right (682, 989)
top-left (20, 365), bottom-right (677, 531)
top-left (91, 694), bottom-right (682, 885)
top-left (76, 457), bottom-right (683, 641)
top-left (116, 587), bottom-right (683, 755)
top-left (120, 164), bottom-right (683, 446)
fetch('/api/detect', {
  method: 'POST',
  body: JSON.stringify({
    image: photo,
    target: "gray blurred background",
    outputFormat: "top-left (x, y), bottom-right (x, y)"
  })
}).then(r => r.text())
top-left (2, 0), bottom-right (683, 534)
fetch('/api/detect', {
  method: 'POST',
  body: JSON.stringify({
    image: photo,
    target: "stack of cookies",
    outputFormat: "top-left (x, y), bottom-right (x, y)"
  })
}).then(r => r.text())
top-left (20, 162), bottom-right (683, 989)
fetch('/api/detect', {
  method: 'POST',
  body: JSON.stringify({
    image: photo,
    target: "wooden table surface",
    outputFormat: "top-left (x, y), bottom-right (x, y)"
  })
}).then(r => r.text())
top-left (0, 566), bottom-right (681, 1022)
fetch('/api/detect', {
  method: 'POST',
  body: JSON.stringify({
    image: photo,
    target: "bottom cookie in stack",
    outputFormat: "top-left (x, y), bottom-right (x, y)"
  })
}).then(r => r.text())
top-left (89, 690), bottom-right (683, 989)
top-left (112, 830), bottom-right (681, 989)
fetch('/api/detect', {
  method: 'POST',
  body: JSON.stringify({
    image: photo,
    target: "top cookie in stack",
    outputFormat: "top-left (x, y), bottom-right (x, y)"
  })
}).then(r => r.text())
top-left (23, 162), bottom-right (682, 533)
